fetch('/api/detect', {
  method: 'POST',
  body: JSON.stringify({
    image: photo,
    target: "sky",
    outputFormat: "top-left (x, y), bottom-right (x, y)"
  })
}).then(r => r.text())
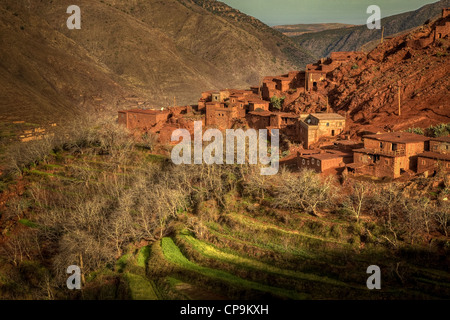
top-left (220, 0), bottom-right (439, 26)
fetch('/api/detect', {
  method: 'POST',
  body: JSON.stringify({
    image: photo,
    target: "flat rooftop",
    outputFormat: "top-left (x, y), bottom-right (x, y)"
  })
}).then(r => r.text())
top-left (248, 111), bottom-right (300, 118)
top-left (334, 140), bottom-right (362, 145)
top-left (119, 109), bottom-right (169, 114)
top-left (431, 136), bottom-right (450, 143)
top-left (300, 152), bottom-right (348, 161)
top-left (418, 151), bottom-right (450, 161)
top-left (310, 113), bottom-right (345, 121)
top-left (363, 132), bottom-right (429, 143)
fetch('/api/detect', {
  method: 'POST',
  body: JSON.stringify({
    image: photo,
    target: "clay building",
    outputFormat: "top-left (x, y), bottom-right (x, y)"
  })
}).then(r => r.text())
top-left (198, 91), bottom-right (216, 112)
top-left (118, 109), bottom-right (170, 131)
top-left (417, 136), bottom-right (450, 175)
top-left (417, 152), bottom-right (450, 175)
top-left (305, 52), bottom-right (363, 91)
top-left (434, 8), bottom-right (450, 40)
top-left (430, 136), bottom-right (450, 154)
top-left (349, 132), bottom-right (429, 179)
top-left (246, 111), bottom-right (273, 130)
top-left (305, 63), bottom-right (328, 91)
top-left (298, 113), bottom-right (346, 149)
top-left (333, 140), bottom-right (364, 152)
top-left (246, 111), bottom-right (299, 129)
top-left (298, 150), bottom-right (353, 173)
top-left (205, 103), bottom-right (245, 129)
top-left (248, 99), bottom-right (270, 112)
top-left (262, 71), bottom-right (304, 100)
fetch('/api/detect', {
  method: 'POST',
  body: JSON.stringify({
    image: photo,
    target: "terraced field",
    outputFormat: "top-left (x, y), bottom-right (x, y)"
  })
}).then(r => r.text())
top-left (138, 206), bottom-right (450, 300)
top-left (2, 148), bottom-right (450, 300)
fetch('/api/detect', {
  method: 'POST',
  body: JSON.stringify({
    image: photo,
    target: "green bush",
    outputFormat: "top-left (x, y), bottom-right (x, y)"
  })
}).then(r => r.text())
top-left (270, 96), bottom-right (285, 110)
top-left (426, 123), bottom-right (450, 137)
top-left (405, 127), bottom-right (424, 135)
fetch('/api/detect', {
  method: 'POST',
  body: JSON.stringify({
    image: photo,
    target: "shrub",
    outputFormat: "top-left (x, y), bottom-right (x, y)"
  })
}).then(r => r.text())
top-left (426, 123), bottom-right (450, 137)
top-left (270, 96), bottom-right (285, 110)
top-left (405, 127), bottom-right (424, 135)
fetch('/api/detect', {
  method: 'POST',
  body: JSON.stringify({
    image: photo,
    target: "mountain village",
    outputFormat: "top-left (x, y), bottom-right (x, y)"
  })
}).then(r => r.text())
top-left (117, 9), bottom-right (450, 181)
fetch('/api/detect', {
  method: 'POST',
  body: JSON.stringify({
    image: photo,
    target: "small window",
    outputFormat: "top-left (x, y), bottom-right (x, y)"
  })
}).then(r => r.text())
top-left (312, 159), bottom-right (315, 164)
top-left (326, 123), bottom-right (330, 127)
top-left (422, 160), bottom-right (426, 165)
top-left (317, 160), bottom-right (321, 166)
top-left (302, 159), bottom-right (306, 165)
top-left (385, 159), bottom-right (388, 164)
top-left (307, 160), bottom-right (310, 165)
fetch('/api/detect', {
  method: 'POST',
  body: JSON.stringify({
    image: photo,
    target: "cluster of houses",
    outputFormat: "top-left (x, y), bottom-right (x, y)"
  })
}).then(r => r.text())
top-left (118, 81), bottom-right (449, 180)
top-left (118, 9), bottom-right (450, 180)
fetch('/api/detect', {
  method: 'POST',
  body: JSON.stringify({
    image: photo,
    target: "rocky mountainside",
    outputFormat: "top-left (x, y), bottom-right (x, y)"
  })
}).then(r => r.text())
top-left (284, 15), bottom-right (450, 136)
top-left (292, 0), bottom-right (450, 59)
top-left (0, 0), bottom-right (314, 124)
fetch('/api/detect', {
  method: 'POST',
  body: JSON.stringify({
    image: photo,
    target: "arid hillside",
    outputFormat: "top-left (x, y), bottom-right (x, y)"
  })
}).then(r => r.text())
top-left (293, 0), bottom-right (450, 59)
top-left (0, 0), bottom-right (314, 125)
top-left (283, 15), bottom-right (450, 136)
top-left (273, 23), bottom-right (355, 37)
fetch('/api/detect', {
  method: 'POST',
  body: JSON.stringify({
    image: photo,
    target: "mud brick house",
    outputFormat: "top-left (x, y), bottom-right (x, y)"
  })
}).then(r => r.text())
top-left (430, 136), bottom-right (450, 154)
top-left (417, 152), bottom-right (450, 175)
top-left (246, 110), bottom-right (273, 130)
top-left (262, 71), bottom-right (304, 100)
top-left (197, 91), bottom-right (217, 112)
top-left (350, 132), bottom-right (429, 179)
top-left (417, 136), bottom-right (450, 175)
top-left (305, 52), bottom-right (363, 91)
top-left (434, 9), bottom-right (450, 40)
top-left (247, 111), bottom-right (299, 129)
top-left (305, 63), bottom-right (327, 91)
top-left (298, 113), bottom-right (346, 148)
top-left (333, 140), bottom-right (364, 152)
top-left (298, 150), bottom-right (353, 173)
top-left (118, 109), bottom-right (170, 131)
top-left (205, 103), bottom-right (245, 129)
top-left (248, 99), bottom-right (270, 112)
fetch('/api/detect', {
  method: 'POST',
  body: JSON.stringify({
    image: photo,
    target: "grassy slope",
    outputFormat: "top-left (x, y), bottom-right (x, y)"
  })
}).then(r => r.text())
top-left (2, 149), bottom-right (449, 300)
top-left (160, 237), bottom-right (307, 299)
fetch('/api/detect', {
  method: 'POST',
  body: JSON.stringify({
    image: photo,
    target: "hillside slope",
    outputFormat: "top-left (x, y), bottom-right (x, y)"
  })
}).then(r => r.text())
top-left (292, 0), bottom-right (450, 59)
top-left (273, 23), bottom-right (355, 37)
top-left (323, 19), bottom-right (449, 135)
top-left (0, 0), bottom-right (314, 124)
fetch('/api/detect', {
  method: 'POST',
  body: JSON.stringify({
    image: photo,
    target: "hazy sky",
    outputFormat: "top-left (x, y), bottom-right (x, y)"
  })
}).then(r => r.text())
top-left (221, 0), bottom-right (439, 26)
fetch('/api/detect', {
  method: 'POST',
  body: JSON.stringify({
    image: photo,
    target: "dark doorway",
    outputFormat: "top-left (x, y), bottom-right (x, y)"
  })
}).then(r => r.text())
top-left (392, 143), bottom-right (398, 151)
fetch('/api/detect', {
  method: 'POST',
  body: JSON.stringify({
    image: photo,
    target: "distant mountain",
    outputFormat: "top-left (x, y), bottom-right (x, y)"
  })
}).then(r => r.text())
top-left (292, 0), bottom-right (450, 59)
top-left (273, 23), bottom-right (355, 37)
top-left (0, 0), bottom-right (314, 124)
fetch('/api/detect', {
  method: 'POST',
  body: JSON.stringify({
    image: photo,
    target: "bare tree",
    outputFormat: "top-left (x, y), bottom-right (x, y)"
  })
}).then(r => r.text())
top-left (274, 168), bottom-right (335, 216)
top-left (343, 181), bottom-right (370, 222)
top-left (434, 206), bottom-right (450, 237)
